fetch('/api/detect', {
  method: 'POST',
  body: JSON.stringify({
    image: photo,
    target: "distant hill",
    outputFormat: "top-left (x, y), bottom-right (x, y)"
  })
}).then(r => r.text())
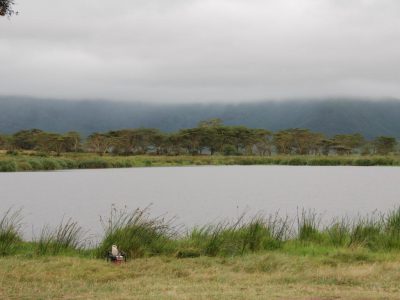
top-left (1, 96), bottom-right (400, 139)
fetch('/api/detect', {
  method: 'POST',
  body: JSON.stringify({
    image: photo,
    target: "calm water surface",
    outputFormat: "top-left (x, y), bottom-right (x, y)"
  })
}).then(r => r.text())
top-left (1, 166), bottom-right (399, 238)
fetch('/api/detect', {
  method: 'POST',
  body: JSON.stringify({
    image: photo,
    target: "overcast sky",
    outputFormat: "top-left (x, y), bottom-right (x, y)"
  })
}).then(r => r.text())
top-left (1, 0), bottom-right (400, 102)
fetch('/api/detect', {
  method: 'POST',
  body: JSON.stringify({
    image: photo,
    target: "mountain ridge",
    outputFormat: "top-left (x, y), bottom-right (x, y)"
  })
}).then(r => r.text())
top-left (1, 96), bottom-right (400, 139)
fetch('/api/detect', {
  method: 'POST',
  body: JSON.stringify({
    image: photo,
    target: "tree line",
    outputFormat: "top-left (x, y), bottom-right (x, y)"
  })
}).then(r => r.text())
top-left (0, 119), bottom-right (397, 156)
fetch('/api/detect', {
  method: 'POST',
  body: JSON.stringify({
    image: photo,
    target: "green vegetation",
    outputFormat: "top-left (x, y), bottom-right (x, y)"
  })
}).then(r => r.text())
top-left (1, 120), bottom-right (399, 171)
top-left (0, 152), bottom-right (400, 172)
top-left (2, 250), bottom-right (400, 299)
top-left (1, 121), bottom-right (398, 157)
top-left (34, 218), bottom-right (85, 256)
top-left (0, 208), bottom-right (22, 256)
top-left (2, 206), bottom-right (400, 298)
top-left (2, 206), bottom-right (400, 259)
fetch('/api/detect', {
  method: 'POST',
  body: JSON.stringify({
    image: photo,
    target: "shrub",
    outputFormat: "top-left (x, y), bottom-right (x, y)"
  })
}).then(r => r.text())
top-left (41, 158), bottom-right (61, 170)
top-left (287, 158), bottom-right (307, 166)
top-left (78, 159), bottom-right (111, 169)
top-left (176, 248), bottom-right (201, 258)
top-left (16, 161), bottom-right (33, 171)
top-left (61, 159), bottom-right (78, 169)
top-left (0, 160), bottom-right (17, 172)
top-left (27, 159), bottom-right (43, 170)
top-left (6, 150), bottom-right (19, 156)
top-left (308, 158), bottom-right (341, 166)
top-left (223, 145), bottom-right (238, 156)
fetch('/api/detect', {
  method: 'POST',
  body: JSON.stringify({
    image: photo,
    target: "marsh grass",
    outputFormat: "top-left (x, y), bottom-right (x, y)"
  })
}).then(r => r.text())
top-left (34, 218), bottom-right (85, 255)
top-left (181, 213), bottom-right (290, 257)
top-left (0, 208), bottom-right (23, 256)
top-left (325, 217), bottom-right (351, 247)
top-left (96, 205), bottom-right (178, 258)
top-left (4, 205), bottom-right (400, 259)
top-left (296, 209), bottom-right (323, 243)
top-left (384, 207), bottom-right (400, 248)
top-left (348, 213), bottom-right (384, 250)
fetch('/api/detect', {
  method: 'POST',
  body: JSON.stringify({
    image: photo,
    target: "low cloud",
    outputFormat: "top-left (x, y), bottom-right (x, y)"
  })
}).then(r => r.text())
top-left (1, 0), bottom-right (400, 102)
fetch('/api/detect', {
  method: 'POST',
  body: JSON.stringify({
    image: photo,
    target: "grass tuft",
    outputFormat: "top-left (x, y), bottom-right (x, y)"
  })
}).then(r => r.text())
top-left (34, 218), bottom-right (85, 255)
top-left (96, 205), bottom-right (177, 259)
top-left (0, 208), bottom-right (23, 256)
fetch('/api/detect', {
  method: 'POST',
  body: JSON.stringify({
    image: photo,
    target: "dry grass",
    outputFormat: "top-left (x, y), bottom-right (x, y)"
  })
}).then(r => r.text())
top-left (1, 252), bottom-right (400, 299)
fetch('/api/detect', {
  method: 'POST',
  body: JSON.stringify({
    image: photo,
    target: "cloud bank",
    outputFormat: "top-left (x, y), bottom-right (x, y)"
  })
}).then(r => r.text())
top-left (1, 0), bottom-right (400, 102)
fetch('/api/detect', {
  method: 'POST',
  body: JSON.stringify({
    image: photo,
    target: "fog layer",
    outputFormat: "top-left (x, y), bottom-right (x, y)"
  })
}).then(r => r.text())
top-left (1, 0), bottom-right (400, 102)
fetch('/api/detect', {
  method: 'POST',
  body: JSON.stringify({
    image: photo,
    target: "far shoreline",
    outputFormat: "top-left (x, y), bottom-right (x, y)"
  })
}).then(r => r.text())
top-left (1, 152), bottom-right (399, 172)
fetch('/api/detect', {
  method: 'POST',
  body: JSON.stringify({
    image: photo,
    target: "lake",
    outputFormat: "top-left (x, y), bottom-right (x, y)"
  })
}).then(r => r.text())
top-left (1, 166), bottom-right (399, 239)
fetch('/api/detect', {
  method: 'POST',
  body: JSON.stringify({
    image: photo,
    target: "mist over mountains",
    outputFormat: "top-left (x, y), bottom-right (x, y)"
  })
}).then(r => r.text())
top-left (1, 96), bottom-right (400, 139)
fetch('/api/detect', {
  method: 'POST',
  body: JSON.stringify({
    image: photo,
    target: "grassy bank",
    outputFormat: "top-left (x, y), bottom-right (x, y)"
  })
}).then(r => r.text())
top-left (2, 207), bottom-right (400, 258)
top-left (1, 152), bottom-right (400, 171)
top-left (2, 250), bottom-right (400, 299)
top-left (2, 207), bottom-right (400, 298)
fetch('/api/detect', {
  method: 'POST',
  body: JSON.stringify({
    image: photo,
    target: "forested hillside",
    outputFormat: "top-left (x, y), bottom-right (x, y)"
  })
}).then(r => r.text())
top-left (1, 96), bottom-right (400, 138)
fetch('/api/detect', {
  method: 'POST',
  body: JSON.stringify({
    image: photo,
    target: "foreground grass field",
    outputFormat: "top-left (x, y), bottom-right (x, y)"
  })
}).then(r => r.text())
top-left (1, 152), bottom-right (400, 171)
top-left (2, 206), bottom-right (400, 299)
top-left (1, 250), bottom-right (400, 299)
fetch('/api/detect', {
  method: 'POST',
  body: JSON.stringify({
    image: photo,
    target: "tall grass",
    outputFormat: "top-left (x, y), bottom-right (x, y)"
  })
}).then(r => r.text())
top-left (348, 213), bottom-right (383, 250)
top-left (4, 205), bottom-right (400, 258)
top-left (0, 208), bottom-right (23, 256)
top-left (34, 218), bottom-right (85, 255)
top-left (325, 217), bottom-right (351, 247)
top-left (385, 207), bottom-right (400, 248)
top-left (96, 205), bottom-right (177, 258)
top-left (297, 209), bottom-right (322, 243)
top-left (180, 213), bottom-right (290, 257)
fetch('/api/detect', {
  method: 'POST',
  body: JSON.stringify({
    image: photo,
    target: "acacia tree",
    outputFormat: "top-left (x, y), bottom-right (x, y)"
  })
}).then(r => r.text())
top-left (331, 133), bottom-right (365, 155)
top-left (373, 136), bottom-right (397, 155)
top-left (0, 134), bottom-right (6, 149)
top-left (86, 133), bottom-right (115, 155)
top-left (253, 129), bottom-right (272, 156)
top-left (64, 131), bottom-right (82, 152)
top-left (12, 129), bottom-right (43, 150)
top-left (0, 0), bottom-right (16, 16)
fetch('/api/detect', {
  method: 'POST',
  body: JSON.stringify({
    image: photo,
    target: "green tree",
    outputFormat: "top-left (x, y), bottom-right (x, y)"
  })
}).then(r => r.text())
top-left (373, 136), bottom-right (397, 155)
top-left (249, 129), bottom-right (272, 156)
top-left (86, 133), bottom-right (115, 155)
top-left (36, 132), bottom-right (66, 155)
top-left (178, 128), bottom-right (203, 155)
top-left (64, 131), bottom-right (82, 152)
top-left (12, 129), bottom-right (43, 150)
top-left (331, 133), bottom-right (365, 155)
top-left (273, 130), bottom-right (292, 154)
top-left (0, 135), bottom-right (5, 149)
